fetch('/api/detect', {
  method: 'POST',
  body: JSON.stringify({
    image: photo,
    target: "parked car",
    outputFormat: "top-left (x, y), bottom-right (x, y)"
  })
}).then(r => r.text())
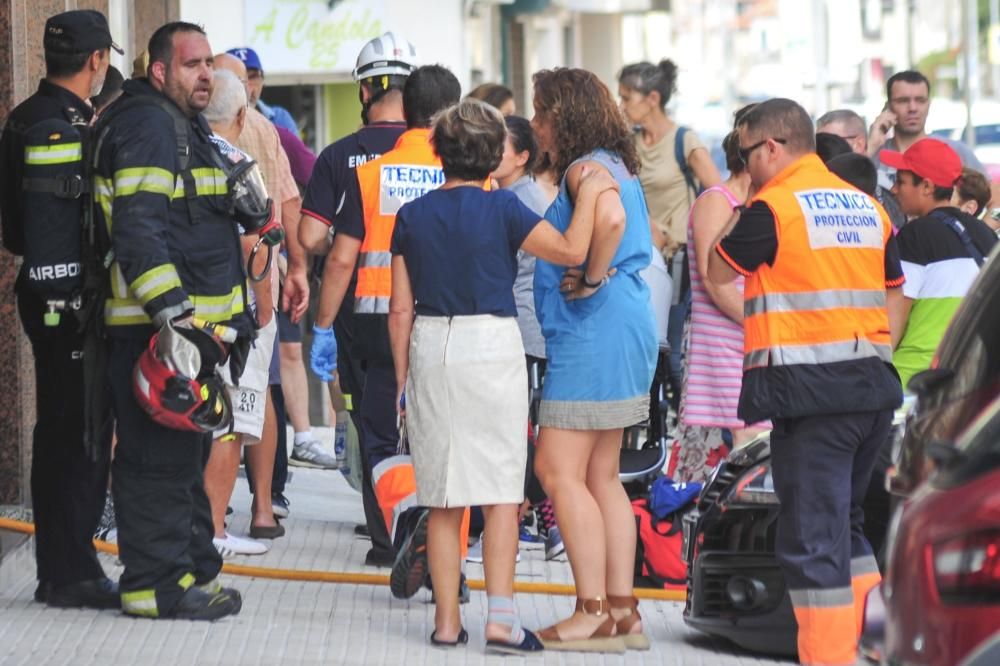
top-left (681, 433), bottom-right (797, 657)
top-left (882, 396), bottom-right (1000, 666)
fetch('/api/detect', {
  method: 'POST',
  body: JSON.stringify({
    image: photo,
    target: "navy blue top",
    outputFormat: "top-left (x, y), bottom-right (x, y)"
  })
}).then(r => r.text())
top-left (391, 187), bottom-right (542, 317)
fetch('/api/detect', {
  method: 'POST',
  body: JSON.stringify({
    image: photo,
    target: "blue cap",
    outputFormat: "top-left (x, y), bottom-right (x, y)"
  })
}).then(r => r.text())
top-left (227, 47), bottom-right (263, 72)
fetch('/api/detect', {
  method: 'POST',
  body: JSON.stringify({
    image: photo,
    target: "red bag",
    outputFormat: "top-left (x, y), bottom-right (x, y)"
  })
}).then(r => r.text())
top-left (632, 498), bottom-right (687, 590)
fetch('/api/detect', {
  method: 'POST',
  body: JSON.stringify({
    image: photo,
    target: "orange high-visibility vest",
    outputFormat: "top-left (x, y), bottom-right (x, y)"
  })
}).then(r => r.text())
top-left (354, 128), bottom-right (443, 314)
top-left (737, 154), bottom-right (894, 371)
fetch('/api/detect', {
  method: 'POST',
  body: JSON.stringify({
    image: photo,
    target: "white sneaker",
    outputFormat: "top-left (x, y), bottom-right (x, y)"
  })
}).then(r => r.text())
top-left (213, 532), bottom-right (269, 558)
top-left (289, 440), bottom-right (339, 469)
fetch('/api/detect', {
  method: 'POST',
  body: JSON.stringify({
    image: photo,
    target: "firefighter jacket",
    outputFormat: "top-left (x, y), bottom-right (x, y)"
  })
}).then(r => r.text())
top-left (0, 79), bottom-right (93, 297)
top-left (93, 79), bottom-right (251, 336)
top-left (735, 154), bottom-right (903, 422)
top-left (352, 128), bottom-right (443, 360)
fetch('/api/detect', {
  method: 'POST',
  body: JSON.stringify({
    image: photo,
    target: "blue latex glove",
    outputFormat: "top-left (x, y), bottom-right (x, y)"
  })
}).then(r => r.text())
top-left (310, 324), bottom-right (337, 381)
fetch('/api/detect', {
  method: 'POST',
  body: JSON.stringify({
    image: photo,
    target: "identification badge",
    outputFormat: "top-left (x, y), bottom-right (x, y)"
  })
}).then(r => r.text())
top-left (378, 163), bottom-right (444, 215)
top-left (795, 188), bottom-right (883, 250)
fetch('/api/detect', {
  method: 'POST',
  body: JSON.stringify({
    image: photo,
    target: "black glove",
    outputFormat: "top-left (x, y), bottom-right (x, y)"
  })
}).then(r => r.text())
top-left (228, 335), bottom-right (253, 386)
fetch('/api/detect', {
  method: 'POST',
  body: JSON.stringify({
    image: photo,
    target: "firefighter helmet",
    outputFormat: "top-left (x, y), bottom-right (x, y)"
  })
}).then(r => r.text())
top-left (133, 320), bottom-right (232, 432)
top-left (352, 32), bottom-right (418, 82)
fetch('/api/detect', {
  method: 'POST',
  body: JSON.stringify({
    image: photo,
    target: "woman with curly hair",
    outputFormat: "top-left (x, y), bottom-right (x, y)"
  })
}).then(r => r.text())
top-left (530, 68), bottom-right (658, 652)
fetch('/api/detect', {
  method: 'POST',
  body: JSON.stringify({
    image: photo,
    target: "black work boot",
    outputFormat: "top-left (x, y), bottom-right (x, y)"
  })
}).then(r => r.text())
top-left (47, 577), bottom-right (121, 610)
top-left (165, 587), bottom-right (240, 621)
top-left (197, 579), bottom-right (243, 615)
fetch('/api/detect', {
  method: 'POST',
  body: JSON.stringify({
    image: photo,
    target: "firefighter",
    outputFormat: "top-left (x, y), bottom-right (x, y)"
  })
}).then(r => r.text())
top-left (708, 98), bottom-right (905, 665)
top-left (93, 21), bottom-right (254, 620)
top-left (0, 9), bottom-right (120, 610)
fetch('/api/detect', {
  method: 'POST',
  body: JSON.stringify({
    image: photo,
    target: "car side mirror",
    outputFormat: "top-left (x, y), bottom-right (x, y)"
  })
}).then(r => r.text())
top-left (925, 440), bottom-right (962, 467)
top-left (906, 367), bottom-right (954, 397)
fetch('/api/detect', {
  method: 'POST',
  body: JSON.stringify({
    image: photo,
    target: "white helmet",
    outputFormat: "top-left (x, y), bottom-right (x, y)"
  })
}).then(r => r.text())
top-left (353, 32), bottom-right (418, 82)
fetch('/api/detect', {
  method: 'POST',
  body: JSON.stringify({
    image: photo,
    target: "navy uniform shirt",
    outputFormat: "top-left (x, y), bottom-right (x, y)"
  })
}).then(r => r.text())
top-left (301, 122), bottom-right (406, 234)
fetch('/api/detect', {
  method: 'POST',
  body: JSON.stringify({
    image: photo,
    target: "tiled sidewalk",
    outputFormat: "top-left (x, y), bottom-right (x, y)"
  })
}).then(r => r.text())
top-left (0, 430), bottom-right (807, 665)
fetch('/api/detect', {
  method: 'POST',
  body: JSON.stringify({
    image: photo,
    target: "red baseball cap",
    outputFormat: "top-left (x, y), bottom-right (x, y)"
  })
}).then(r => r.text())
top-left (880, 138), bottom-right (962, 188)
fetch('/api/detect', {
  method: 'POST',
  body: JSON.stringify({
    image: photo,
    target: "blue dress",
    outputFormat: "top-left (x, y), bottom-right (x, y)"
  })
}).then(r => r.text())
top-left (534, 150), bottom-right (658, 429)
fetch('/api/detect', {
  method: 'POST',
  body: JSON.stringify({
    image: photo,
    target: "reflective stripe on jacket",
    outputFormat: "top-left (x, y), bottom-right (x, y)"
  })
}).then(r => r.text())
top-left (93, 80), bottom-right (249, 332)
top-left (743, 154), bottom-right (894, 371)
top-left (354, 128), bottom-right (443, 314)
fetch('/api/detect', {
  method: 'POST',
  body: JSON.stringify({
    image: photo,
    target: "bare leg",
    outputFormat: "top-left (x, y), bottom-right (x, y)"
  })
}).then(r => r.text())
top-left (481, 503), bottom-right (519, 642)
top-left (279, 342), bottom-right (311, 434)
top-left (586, 429), bottom-right (641, 635)
top-left (534, 427), bottom-right (608, 640)
top-left (427, 507), bottom-right (465, 641)
top-left (204, 436), bottom-right (242, 537)
top-left (247, 389), bottom-right (278, 528)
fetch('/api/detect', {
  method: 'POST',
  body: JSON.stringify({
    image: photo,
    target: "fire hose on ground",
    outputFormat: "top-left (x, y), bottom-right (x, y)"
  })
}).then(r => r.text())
top-left (0, 517), bottom-right (685, 602)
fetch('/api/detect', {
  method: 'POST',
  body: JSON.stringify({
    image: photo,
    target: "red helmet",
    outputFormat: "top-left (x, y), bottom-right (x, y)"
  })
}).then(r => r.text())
top-left (133, 322), bottom-right (232, 432)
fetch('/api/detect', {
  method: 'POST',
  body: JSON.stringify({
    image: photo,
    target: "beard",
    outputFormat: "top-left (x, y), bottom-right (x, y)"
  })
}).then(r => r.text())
top-left (163, 74), bottom-right (211, 116)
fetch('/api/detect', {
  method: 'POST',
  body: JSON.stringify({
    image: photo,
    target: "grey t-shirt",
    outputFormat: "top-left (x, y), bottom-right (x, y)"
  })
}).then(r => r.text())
top-left (508, 175), bottom-right (552, 359)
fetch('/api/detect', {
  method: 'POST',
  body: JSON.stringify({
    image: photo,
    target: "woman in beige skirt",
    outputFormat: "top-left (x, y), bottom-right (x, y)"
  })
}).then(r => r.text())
top-left (387, 99), bottom-right (618, 654)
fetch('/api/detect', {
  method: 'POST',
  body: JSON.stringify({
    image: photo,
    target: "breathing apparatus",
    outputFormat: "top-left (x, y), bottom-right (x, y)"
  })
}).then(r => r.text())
top-left (225, 157), bottom-right (284, 282)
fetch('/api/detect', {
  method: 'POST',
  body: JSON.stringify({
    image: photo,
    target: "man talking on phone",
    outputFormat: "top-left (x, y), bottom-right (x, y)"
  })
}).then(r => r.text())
top-left (869, 71), bottom-right (985, 203)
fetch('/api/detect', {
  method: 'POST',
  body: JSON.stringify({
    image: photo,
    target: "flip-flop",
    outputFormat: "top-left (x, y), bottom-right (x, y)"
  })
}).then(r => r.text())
top-left (486, 628), bottom-right (545, 655)
top-left (248, 523), bottom-right (285, 539)
top-left (430, 627), bottom-right (469, 648)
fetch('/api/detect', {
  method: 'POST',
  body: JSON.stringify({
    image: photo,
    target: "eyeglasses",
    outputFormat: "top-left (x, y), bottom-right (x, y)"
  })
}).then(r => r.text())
top-left (738, 138), bottom-right (786, 166)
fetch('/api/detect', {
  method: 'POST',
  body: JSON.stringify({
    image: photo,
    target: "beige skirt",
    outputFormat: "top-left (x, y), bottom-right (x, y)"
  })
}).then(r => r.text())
top-left (406, 315), bottom-right (527, 507)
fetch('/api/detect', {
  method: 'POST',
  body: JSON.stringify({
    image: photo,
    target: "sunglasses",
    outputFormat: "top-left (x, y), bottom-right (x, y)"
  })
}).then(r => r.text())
top-left (739, 137), bottom-right (786, 166)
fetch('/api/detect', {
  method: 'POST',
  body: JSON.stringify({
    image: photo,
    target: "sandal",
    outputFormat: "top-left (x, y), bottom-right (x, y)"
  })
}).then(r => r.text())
top-left (430, 627), bottom-right (469, 647)
top-left (609, 595), bottom-right (650, 650)
top-left (537, 597), bottom-right (626, 653)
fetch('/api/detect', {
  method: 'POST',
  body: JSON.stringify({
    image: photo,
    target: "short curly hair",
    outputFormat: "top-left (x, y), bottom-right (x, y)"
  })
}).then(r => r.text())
top-left (431, 99), bottom-right (506, 181)
top-left (532, 68), bottom-right (640, 181)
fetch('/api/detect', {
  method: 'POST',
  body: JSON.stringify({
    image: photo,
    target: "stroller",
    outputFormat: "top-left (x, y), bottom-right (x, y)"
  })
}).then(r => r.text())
top-left (619, 343), bottom-right (672, 496)
top-left (527, 343), bottom-right (672, 498)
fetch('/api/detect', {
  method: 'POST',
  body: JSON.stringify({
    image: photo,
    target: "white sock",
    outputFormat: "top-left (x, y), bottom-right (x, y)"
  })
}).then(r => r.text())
top-left (293, 431), bottom-right (313, 445)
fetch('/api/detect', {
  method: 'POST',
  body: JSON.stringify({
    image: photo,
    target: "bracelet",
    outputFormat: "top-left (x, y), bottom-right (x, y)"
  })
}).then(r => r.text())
top-left (580, 273), bottom-right (605, 289)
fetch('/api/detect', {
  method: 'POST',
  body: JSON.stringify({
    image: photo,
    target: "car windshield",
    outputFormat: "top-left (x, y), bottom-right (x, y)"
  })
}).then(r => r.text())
top-left (956, 399), bottom-right (1000, 454)
top-left (927, 244), bottom-right (1000, 407)
top-left (935, 398), bottom-right (1000, 488)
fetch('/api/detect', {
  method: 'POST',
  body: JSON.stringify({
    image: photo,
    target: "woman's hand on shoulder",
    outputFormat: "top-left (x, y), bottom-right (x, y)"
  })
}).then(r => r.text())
top-left (567, 161), bottom-right (619, 201)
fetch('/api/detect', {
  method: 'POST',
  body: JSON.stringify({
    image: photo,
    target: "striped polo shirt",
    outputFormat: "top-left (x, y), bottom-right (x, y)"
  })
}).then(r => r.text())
top-left (894, 206), bottom-right (997, 388)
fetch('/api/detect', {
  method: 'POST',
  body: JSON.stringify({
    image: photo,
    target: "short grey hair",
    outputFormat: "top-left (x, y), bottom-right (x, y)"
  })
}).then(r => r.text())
top-left (816, 109), bottom-right (867, 136)
top-left (204, 69), bottom-right (247, 126)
